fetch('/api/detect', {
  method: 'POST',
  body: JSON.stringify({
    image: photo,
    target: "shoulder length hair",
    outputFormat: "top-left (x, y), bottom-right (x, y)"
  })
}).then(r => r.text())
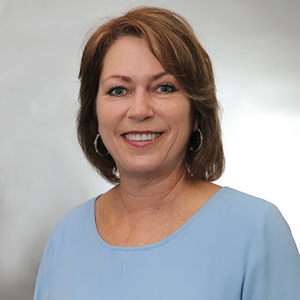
top-left (77, 6), bottom-right (224, 184)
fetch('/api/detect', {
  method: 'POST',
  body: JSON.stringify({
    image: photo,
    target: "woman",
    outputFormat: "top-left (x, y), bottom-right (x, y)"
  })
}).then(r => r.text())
top-left (34, 7), bottom-right (300, 299)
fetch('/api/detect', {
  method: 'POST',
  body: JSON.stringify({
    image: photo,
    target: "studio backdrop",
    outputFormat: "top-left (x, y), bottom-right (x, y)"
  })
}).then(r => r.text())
top-left (1, 0), bottom-right (299, 299)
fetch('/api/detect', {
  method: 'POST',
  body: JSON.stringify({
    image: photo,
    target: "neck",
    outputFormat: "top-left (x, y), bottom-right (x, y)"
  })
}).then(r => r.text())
top-left (111, 164), bottom-right (191, 216)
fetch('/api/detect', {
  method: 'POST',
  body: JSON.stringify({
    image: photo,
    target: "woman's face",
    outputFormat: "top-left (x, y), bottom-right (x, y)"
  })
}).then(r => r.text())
top-left (96, 36), bottom-right (192, 178)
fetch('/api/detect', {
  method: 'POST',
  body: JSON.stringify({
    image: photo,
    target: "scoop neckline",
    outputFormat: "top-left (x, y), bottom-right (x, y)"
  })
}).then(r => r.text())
top-left (91, 186), bottom-right (229, 252)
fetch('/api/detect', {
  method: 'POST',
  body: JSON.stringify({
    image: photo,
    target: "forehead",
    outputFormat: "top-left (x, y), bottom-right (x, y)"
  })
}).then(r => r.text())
top-left (100, 36), bottom-right (166, 80)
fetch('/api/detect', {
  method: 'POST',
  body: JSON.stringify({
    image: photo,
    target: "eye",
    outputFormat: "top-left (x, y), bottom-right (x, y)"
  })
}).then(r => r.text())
top-left (156, 83), bottom-right (177, 94)
top-left (107, 86), bottom-right (127, 97)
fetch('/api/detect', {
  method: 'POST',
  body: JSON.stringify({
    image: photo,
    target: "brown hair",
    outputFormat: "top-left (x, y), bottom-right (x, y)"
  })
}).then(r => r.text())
top-left (77, 6), bottom-right (224, 184)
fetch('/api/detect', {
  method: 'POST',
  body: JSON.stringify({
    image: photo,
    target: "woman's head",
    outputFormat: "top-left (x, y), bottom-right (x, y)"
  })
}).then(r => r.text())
top-left (77, 6), bottom-right (224, 183)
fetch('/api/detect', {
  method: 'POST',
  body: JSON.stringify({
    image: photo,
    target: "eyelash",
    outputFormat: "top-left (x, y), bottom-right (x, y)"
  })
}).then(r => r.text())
top-left (155, 83), bottom-right (177, 94)
top-left (107, 86), bottom-right (127, 97)
top-left (106, 83), bottom-right (177, 97)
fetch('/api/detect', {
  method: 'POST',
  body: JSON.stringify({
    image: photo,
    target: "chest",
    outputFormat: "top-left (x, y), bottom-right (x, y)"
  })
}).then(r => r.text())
top-left (48, 235), bottom-right (246, 300)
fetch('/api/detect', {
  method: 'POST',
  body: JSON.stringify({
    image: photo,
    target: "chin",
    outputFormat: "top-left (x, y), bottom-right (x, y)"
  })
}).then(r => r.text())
top-left (125, 165), bottom-right (161, 176)
top-left (118, 160), bottom-right (164, 177)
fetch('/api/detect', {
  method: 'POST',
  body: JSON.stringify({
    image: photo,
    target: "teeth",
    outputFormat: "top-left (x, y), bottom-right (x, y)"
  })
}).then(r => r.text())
top-left (125, 133), bottom-right (161, 141)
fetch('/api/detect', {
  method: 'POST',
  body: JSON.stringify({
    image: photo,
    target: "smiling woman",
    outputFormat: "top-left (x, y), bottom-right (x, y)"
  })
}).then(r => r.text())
top-left (77, 6), bottom-right (224, 184)
top-left (34, 6), bottom-right (300, 300)
top-left (96, 36), bottom-right (192, 179)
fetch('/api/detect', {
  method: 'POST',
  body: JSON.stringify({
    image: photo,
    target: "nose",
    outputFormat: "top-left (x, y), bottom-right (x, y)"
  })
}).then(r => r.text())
top-left (127, 89), bottom-right (155, 121)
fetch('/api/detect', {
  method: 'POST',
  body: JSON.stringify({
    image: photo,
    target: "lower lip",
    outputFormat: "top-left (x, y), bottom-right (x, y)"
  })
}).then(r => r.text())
top-left (122, 134), bottom-right (163, 147)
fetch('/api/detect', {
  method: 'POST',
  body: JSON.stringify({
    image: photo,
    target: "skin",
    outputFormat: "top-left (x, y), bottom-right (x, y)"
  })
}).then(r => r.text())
top-left (95, 36), bottom-right (221, 247)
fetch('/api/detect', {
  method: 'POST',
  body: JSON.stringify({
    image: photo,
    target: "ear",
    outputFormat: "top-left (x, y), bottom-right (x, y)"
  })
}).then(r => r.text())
top-left (190, 101), bottom-right (200, 131)
top-left (192, 117), bottom-right (199, 131)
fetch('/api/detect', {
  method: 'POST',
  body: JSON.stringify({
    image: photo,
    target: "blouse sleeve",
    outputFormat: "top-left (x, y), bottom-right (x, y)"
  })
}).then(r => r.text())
top-left (242, 203), bottom-right (300, 299)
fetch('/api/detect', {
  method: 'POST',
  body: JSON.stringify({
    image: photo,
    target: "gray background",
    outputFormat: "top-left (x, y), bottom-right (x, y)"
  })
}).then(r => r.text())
top-left (1, 0), bottom-right (299, 299)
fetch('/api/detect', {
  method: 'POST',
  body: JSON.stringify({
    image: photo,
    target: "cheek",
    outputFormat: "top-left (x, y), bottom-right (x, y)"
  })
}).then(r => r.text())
top-left (96, 101), bottom-right (124, 137)
top-left (168, 99), bottom-right (192, 129)
top-left (97, 112), bottom-right (112, 136)
top-left (96, 101), bottom-right (110, 134)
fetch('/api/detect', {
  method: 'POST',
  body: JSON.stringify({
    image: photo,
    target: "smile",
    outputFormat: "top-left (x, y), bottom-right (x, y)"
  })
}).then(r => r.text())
top-left (124, 133), bottom-right (162, 142)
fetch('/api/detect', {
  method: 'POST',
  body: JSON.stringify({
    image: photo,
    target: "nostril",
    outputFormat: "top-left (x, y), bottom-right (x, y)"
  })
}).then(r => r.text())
top-left (127, 95), bottom-right (155, 121)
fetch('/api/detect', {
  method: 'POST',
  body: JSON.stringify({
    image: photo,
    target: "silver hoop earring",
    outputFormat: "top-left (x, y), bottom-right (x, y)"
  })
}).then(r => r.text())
top-left (94, 134), bottom-right (109, 156)
top-left (190, 128), bottom-right (203, 153)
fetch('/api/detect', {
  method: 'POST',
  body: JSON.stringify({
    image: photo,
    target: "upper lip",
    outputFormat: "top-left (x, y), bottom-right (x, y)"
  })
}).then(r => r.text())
top-left (122, 130), bottom-right (162, 135)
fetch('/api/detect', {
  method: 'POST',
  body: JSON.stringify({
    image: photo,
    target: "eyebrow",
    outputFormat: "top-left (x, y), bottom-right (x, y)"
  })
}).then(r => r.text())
top-left (101, 71), bottom-right (170, 84)
top-left (152, 71), bottom-right (169, 81)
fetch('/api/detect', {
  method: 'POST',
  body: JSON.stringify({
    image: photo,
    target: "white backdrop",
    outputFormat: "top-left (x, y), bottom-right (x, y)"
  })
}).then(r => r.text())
top-left (1, 0), bottom-right (299, 299)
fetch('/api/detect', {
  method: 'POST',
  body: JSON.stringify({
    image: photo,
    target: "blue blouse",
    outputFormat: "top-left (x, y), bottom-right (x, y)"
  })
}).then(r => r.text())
top-left (34, 187), bottom-right (300, 299)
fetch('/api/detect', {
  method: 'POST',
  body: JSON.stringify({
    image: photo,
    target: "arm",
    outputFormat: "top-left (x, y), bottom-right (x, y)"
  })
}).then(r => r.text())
top-left (242, 203), bottom-right (300, 299)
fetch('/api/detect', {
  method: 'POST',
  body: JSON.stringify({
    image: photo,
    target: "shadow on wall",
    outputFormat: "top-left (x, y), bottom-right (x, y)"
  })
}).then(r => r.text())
top-left (0, 232), bottom-right (45, 300)
top-left (1, 278), bottom-right (36, 300)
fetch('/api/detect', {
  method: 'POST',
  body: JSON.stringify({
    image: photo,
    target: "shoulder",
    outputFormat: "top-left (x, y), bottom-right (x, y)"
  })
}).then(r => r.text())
top-left (208, 187), bottom-right (295, 244)
top-left (49, 196), bottom-right (98, 247)
top-left (34, 196), bottom-right (100, 299)
top-left (220, 187), bottom-right (298, 251)
top-left (58, 197), bottom-right (96, 226)
top-left (226, 188), bottom-right (300, 298)
top-left (217, 187), bottom-right (279, 221)
top-left (61, 197), bottom-right (97, 223)
top-left (219, 186), bottom-right (270, 206)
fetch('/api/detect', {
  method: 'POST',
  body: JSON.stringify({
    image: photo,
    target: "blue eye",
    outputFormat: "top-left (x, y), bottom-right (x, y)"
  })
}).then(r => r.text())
top-left (107, 86), bottom-right (127, 97)
top-left (156, 84), bottom-right (176, 94)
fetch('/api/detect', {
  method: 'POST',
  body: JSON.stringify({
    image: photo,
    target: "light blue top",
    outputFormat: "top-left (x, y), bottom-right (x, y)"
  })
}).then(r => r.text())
top-left (34, 187), bottom-right (300, 299)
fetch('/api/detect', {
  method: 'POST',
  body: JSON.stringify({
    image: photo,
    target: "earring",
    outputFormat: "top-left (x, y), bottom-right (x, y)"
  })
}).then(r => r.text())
top-left (94, 134), bottom-right (109, 156)
top-left (185, 163), bottom-right (194, 177)
top-left (190, 128), bottom-right (203, 153)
